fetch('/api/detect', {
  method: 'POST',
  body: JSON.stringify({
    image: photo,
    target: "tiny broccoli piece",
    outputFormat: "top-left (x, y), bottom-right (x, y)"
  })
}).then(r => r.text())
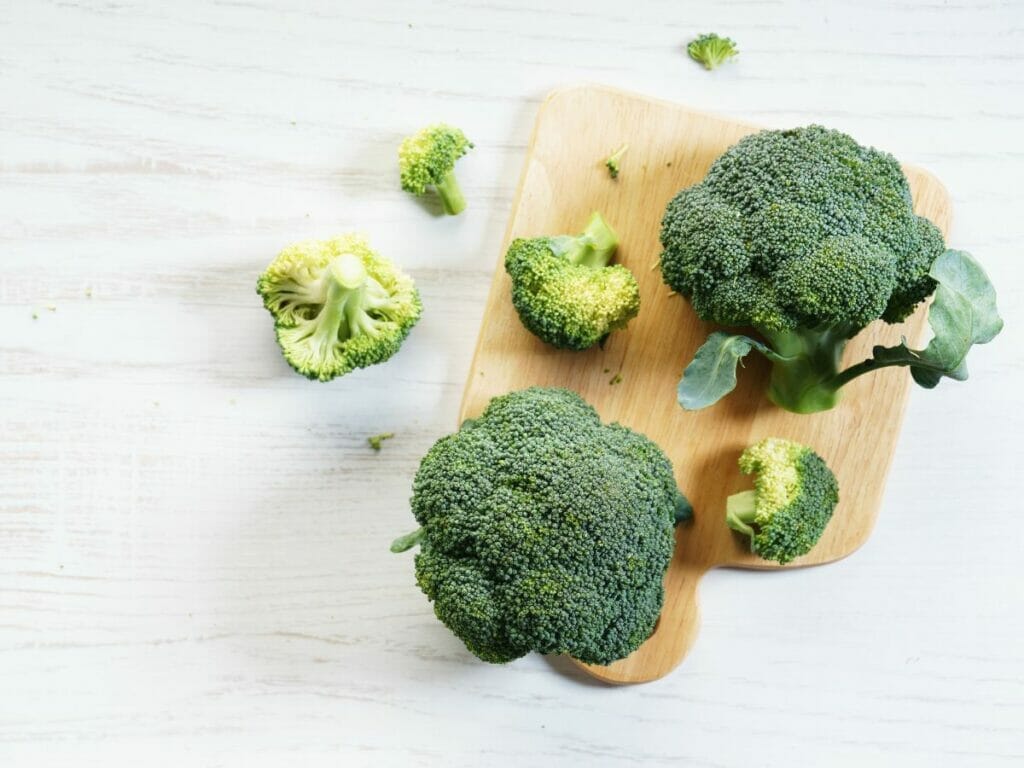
top-left (505, 212), bottom-right (640, 350)
top-left (687, 33), bottom-right (738, 71)
top-left (398, 124), bottom-right (473, 215)
top-left (605, 144), bottom-right (628, 179)
top-left (391, 387), bottom-right (691, 665)
top-left (726, 438), bottom-right (839, 564)
top-left (256, 235), bottom-right (422, 382)
top-left (367, 432), bottom-right (395, 451)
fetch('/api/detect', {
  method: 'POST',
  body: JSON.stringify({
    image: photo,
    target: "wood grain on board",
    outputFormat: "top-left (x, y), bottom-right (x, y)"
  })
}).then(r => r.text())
top-left (459, 85), bottom-right (952, 684)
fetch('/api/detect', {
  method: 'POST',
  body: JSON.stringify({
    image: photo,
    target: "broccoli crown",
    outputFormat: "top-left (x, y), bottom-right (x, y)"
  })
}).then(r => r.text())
top-left (403, 387), bottom-right (686, 665)
top-left (660, 125), bottom-right (945, 334)
top-left (256, 235), bottom-right (421, 381)
top-left (687, 33), bottom-right (739, 70)
top-left (398, 124), bottom-right (473, 214)
top-left (505, 213), bottom-right (640, 351)
top-left (726, 438), bottom-right (839, 564)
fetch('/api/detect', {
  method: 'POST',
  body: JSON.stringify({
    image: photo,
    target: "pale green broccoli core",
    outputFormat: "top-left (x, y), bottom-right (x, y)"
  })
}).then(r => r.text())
top-left (724, 489), bottom-right (757, 537)
top-left (548, 212), bottom-right (618, 269)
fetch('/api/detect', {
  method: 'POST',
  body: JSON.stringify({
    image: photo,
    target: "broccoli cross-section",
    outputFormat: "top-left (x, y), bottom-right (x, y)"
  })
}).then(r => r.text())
top-left (391, 387), bottom-right (692, 665)
top-left (687, 33), bottom-right (738, 71)
top-left (398, 124), bottom-right (473, 215)
top-left (726, 438), bottom-right (839, 564)
top-left (257, 235), bottom-right (421, 381)
top-left (505, 212), bottom-right (640, 350)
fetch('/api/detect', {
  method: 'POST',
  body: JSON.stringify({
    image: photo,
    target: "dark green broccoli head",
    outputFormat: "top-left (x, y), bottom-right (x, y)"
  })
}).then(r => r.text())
top-left (393, 387), bottom-right (689, 665)
top-left (660, 125), bottom-right (945, 335)
top-left (256, 235), bottom-right (421, 381)
top-left (726, 438), bottom-right (839, 564)
top-left (505, 213), bottom-right (640, 351)
top-left (398, 124), bottom-right (473, 215)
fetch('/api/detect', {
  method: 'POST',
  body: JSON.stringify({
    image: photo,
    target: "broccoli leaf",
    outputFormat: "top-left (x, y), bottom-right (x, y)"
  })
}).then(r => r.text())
top-left (834, 250), bottom-right (1002, 389)
top-left (677, 331), bottom-right (777, 410)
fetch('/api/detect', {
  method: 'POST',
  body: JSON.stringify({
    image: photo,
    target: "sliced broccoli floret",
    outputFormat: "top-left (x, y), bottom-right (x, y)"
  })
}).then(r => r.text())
top-left (257, 235), bottom-right (421, 381)
top-left (505, 212), bottom-right (640, 350)
top-left (663, 126), bottom-right (1002, 413)
top-left (398, 124), bottom-right (473, 215)
top-left (726, 438), bottom-right (839, 564)
top-left (391, 387), bottom-right (691, 665)
top-left (605, 144), bottom-right (628, 179)
top-left (687, 33), bottom-right (738, 71)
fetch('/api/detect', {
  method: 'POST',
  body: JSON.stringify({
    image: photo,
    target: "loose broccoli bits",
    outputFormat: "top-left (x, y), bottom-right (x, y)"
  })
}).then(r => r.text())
top-left (726, 438), bottom-right (839, 564)
top-left (687, 33), bottom-right (739, 71)
top-left (392, 387), bottom-right (691, 665)
top-left (398, 124), bottom-right (473, 215)
top-left (505, 212), bottom-right (640, 350)
top-left (257, 235), bottom-right (421, 381)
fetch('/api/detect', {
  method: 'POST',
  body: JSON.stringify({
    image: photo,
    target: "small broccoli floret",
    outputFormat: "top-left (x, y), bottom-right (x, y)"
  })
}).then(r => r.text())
top-left (391, 387), bottom-right (692, 665)
top-left (664, 126), bottom-right (1002, 413)
top-left (605, 144), bottom-right (628, 179)
top-left (505, 213), bottom-right (640, 350)
top-left (367, 432), bottom-right (394, 451)
top-left (257, 235), bottom-right (421, 381)
top-left (726, 438), bottom-right (839, 564)
top-left (398, 124), bottom-right (473, 215)
top-left (687, 33), bottom-right (738, 71)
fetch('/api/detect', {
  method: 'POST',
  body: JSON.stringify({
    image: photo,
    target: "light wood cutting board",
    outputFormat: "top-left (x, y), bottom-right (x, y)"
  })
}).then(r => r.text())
top-left (459, 85), bottom-right (952, 684)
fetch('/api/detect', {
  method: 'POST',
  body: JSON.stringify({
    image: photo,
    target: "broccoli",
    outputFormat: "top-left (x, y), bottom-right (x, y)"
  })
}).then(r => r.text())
top-left (257, 235), bottom-right (421, 381)
top-left (367, 432), bottom-right (394, 451)
top-left (391, 387), bottom-right (692, 665)
top-left (505, 212), bottom-right (640, 350)
top-left (726, 438), bottom-right (838, 564)
top-left (398, 124), bottom-right (473, 215)
top-left (662, 126), bottom-right (1003, 413)
top-left (605, 144), bottom-right (628, 179)
top-left (687, 33), bottom-right (738, 71)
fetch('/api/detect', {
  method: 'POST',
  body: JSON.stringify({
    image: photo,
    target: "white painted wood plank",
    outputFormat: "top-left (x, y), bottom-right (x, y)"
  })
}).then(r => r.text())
top-left (1, 0), bottom-right (1022, 765)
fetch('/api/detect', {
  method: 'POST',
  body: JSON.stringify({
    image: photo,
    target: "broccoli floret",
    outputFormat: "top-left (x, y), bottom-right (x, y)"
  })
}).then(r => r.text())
top-left (664, 126), bottom-right (1002, 413)
top-left (257, 235), bottom-right (421, 381)
top-left (391, 387), bottom-right (692, 665)
top-left (367, 432), bottom-right (394, 451)
top-left (726, 438), bottom-right (838, 564)
top-left (398, 124), bottom-right (473, 215)
top-left (505, 213), bottom-right (640, 350)
top-left (687, 33), bottom-right (738, 71)
top-left (605, 144), bottom-right (628, 179)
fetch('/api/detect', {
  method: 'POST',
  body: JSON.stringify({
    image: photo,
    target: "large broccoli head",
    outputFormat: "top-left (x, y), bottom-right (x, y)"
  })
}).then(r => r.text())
top-left (392, 387), bottom-right (690, 665)
top-left (726, 438), bottom-right (839, 564)
top-left (660, 125), bottom-right (945, 335)
top-left (505, 212), bottom-right (640, 351)
top-left (257, 235), bottom-right (421, 381)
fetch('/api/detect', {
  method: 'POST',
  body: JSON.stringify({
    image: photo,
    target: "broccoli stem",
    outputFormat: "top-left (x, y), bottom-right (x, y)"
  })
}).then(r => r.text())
top-left (760, 327), bottom-right (848, 414)
top-left (725, 489), bottom-right (758, 537)
top-left (553, 212), bottom-right (619, 269)
top-left (434, 170), bottom-right (466, 215)
top-left (390, 527), bottom-right (424, 553)
top-left (674, 490), bottom-right (694, 525)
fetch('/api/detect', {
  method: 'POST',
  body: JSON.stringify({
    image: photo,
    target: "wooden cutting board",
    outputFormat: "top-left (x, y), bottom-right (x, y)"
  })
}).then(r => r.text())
top-left (459, 85), bottom-right (951, 684)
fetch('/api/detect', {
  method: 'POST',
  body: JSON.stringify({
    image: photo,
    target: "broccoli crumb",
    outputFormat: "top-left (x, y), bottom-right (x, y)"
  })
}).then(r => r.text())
top-left (368, 432), bottom-right (395, 451)
top-left (605, 144), bottom-right (628, 179)
top-left (84, 287), bottom-right (93, 298)
top-left (31, 311), bottom-right (39, 320)
top-left (46, 304), bottom-right (56, 312)
top-left (609, 373), bottom-right (622, 385)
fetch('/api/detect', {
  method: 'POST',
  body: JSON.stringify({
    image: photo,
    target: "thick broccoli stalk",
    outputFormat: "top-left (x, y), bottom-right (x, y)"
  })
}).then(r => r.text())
top-left (726, 438), bottom-right (839, 564)
top-left (257, 235), bottom-right (421, 381)
top-left (505, 212), bottom-right (640, 350)
top-left (687, 33), bottom-right (738, 71)
top-left (399, 124), bottom-right (473, 215)
top-left (663, 126), bottom-right (1003, 413)
top-left (391, 387), bottom-right (691, 666)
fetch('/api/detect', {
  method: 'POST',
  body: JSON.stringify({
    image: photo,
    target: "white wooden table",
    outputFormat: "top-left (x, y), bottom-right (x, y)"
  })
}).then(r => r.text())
top-left (2, 1), bottom-right (1022, 765)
